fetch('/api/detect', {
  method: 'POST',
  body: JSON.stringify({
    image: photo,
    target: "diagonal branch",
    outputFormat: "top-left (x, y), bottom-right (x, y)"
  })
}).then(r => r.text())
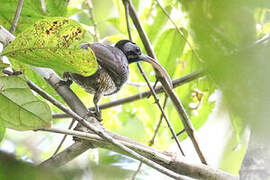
top-left (52, 119), bottom-right (76, 156)
top-left (37, 127), bottom-right (238, 180)
top-left (52, 71), bottom-right (204, 119)
top-left (131, 95), bottom-right (168, 180)
top-left (122, 0), bottom-right (184, 156)
top-left (137, 65), bottom-right (185, 155)
top-left (125, 0), bottom-right (207, 164)
top-left (28, 74), bottom-right (184, 179)
top-left (9, 0), bottom-right (24, 34)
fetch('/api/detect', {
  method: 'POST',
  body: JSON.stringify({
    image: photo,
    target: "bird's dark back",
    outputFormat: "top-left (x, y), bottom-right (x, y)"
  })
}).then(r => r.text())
top-left (89, 43), bottom-right (129, 94)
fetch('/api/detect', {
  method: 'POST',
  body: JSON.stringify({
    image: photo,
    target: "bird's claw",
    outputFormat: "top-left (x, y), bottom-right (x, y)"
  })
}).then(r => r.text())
top-left (56, 79), bottom-right (73, 87)
top-left (94, 111), bottom-right (103, 122)
top-left (87, 110), bottom-right (102, 122)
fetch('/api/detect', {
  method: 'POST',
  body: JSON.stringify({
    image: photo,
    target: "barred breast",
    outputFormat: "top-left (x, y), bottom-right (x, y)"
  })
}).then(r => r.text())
top-left (67, 67), bottom-right (117, 96)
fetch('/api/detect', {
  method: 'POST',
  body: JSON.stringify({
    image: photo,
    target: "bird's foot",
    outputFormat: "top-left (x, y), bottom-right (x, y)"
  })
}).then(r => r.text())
top-left (87, 110), bottom-right (103, 122)
top-left (11, 69), bottom-right (23, 76)
top-left (93, 104), bottom-right (103, 121)
top-left (57, 79), bottom-right (73, 87)
top-left (94, 111), bottom-right (103, 122)
top-left (57, 72), bottom-right (73, 87)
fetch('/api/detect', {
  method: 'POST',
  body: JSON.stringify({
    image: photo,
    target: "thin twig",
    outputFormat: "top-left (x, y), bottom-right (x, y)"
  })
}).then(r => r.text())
top-left (52, 71), bottom-right (204, 119)
top-left (149, 95), bottom-right (168, 146)
top-left (52, 119), bottom-right (76, 156)
top-left (86, 0), bottom-right (99, 42)
top-left (27, 79), bottom-right (183, 179)
top-left (126, 0), bottom-right (207, 164)
top-left (155, 0), bottom-right (202, 62)
top-left (40, 0), bottom-right (47, 13)
top-left (124, 1), bottom-right (132, 40)
top-left (138, 65), bottom-right (185, 155)
top-left (126, 81), bottom-right (155, 87)
top-left (9, 0), bottom-right (24, 34)
top-left (131, 95), bottom-right (168, 180)
top-left (131, 162), bottom-right (143, 180)
top-left (123, 0), bottom-right (184, 155)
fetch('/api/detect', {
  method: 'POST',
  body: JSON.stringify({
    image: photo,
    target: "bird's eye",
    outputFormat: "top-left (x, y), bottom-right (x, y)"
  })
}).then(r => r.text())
top-left (135, 47), bottom-right (141, 54)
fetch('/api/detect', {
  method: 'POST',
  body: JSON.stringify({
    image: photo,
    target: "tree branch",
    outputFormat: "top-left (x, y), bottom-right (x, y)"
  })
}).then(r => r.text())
top-left (0, 24), bottom-right (238, 180)
top-left (124, 0), bottom-right (207, 164)
top-left (131, 95), bottom-right (168, 179)
top-left (38, 127), bottom-right (238, 180)
top-left (9, 0), bottom-right (24, 34)
top-left (30, 71), bottom-right (184, 179)
top-left (52, 119), bottom-right (75, 156)
top-left (122, 0), bottom-right (184, 156)
top-left (52, 70), bottom-right (204, 119)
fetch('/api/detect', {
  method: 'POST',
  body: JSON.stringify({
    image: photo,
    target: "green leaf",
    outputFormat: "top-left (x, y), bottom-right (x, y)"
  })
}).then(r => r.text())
top-left (0, 0), bottom-right (69, 35)
top-left (0, 76), bottom-right (52, 130)
top-left (0, 61), bottom-right (9, 71)
top-left (45, 0), bottom-right (69, 16)
top-left (169, 50), bottom-right (216, 141)
top-left (146, 6), bottom-right (172, 43)
top-left (218, 130), bottom-right (247, 174)
top-left (0, 117), bottom-right (5, 142)
top-left (2, 17), bottom-right (98, 76)
top-left (154, 28), bottom-right (187, 78)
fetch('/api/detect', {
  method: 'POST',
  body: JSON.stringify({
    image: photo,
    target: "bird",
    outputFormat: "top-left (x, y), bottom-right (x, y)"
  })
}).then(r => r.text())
top-left (63, 40), bottom-right (172, 120)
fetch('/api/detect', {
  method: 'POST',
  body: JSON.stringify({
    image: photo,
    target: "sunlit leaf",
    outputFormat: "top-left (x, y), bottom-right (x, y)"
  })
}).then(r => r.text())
top-left (0, 76), bottom-right (52, 130)
top-left (218, 130), bottom-right (247, 174)
top-left (154, 28), bottom-right (187, 78)
top-left (2, 17), bottom-right (97, 77)
top-left (146, 6), bottom-right (172, 43)
top-left (0, 61), bottom-right (9, 71)
top-left (181, 0), bottom-right (270, 136)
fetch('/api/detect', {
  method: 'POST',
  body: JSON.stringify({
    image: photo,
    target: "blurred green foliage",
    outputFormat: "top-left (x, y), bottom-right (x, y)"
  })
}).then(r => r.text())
top-left (181, 0), bottom-right (270, 134)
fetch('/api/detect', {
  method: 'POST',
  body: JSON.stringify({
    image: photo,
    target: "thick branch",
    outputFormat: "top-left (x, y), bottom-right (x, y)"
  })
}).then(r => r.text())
top-left (39, 127), bottom-right (238, 180)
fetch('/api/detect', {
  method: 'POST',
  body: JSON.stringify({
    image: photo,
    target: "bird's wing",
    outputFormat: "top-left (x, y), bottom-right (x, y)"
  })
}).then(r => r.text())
top-left (81, 43), bottom-right (129, 87)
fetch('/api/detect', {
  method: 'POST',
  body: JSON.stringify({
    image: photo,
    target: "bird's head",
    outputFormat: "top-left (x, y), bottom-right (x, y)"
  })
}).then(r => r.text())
top-left (115, 40), bottom-right (142, 63)
top-left (115, 40), bottom-right (173, 89)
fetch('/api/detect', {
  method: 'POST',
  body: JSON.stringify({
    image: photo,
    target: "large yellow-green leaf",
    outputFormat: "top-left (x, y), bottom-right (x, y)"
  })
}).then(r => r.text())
top-left (146, 6), bottom-right (172, 43)
top-left (154, 28), bottom-right (187, 78)
top-left (0, 76), bottom-right (52, 130)
top-left (2, 17), bottom-right (98, 76)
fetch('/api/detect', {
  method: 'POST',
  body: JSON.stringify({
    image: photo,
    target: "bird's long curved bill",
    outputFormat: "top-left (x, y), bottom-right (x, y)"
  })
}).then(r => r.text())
top-left (139, 54), bottom-right (173, 89)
